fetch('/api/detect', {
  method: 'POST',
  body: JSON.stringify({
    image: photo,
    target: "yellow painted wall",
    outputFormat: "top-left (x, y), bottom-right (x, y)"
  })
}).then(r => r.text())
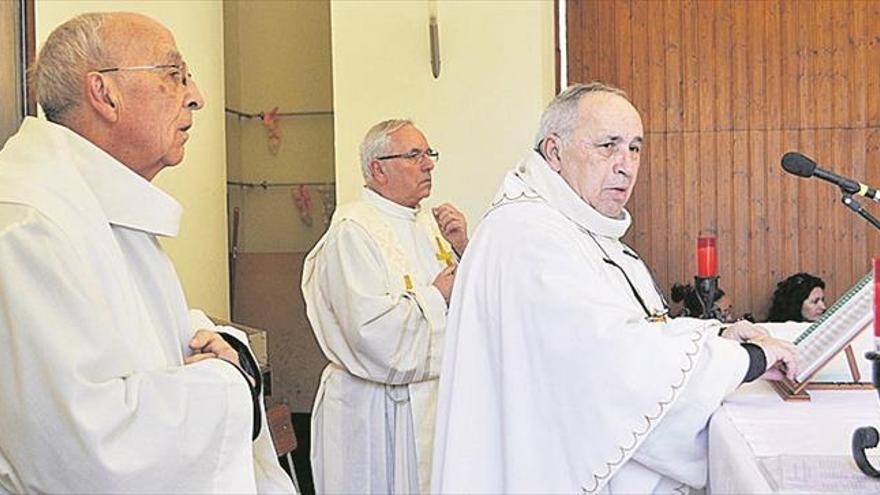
top-left (223, 0), bottom-right (335, 412)
top-left (331, 0), bottom-right (556, 225)
top-left (225, 0), bottom-right (335, 254)
top-left (36, 1), bottom-right (230, 317)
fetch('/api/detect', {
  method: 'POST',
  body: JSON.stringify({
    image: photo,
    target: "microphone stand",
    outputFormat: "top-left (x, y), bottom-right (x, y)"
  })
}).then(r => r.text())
top-left (845, 193), bottom-right (880, 477)
top-left (853, 351), bottom-right (880, 477)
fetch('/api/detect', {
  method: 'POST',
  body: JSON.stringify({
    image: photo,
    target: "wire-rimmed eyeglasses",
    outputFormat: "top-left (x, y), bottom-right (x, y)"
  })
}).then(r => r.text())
top-left (95, 62), bottom-right (192, 87)
top-left (376, 148), bottom-right (440, 164)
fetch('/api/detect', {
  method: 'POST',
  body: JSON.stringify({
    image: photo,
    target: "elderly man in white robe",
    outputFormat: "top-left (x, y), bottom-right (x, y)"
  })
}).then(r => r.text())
top-left (431, 83), bottom-right (799, 494)
top-left (302, 119), bottom-right (468, 494)
top-left (0, 13), bottom-right (294, 493)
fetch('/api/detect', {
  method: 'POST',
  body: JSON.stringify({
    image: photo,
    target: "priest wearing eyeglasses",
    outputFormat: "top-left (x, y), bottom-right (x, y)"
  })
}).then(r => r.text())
top-left (302, 119), bottom-right (468, 494)
top-left (0, 12), bottom-right (293, 493)
top-left (430, 83), bottom-right (799, 494)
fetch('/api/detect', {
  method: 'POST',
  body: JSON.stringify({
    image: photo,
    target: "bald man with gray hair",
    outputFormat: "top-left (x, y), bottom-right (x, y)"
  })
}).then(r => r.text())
top-left (0, 12), bottom-right (294, 493)
top-left (303, 119), bottom-right (468, 494)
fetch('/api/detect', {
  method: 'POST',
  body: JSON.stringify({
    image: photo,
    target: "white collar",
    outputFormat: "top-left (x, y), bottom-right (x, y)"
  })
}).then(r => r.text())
top-left (362, 186), bottom-right (420, 221)
top-left (23, 118), bottom-right (183, 237)
top-left (514, 150), bottom-right (631, 239)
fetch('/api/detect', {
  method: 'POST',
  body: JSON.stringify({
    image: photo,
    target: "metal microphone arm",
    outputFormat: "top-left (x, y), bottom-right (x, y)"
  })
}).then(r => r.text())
top-left (842, 194), bottom-right (880, 232)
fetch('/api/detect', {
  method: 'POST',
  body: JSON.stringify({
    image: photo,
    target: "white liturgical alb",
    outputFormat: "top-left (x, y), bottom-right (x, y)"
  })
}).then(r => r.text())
top-left (431, 151), bottom-right (749, 494)
top-left (303, 188), bottom-right (452, 494)
top-left (0, 118), bottom-right (293, 493)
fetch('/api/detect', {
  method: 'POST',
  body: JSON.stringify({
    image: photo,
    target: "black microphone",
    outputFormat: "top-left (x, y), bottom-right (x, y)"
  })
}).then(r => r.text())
top-left (781, 152), bottom-right (880, 202)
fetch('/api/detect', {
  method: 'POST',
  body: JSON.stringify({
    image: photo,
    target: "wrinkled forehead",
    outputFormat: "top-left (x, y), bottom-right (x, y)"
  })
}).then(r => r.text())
top-left (575, 92), bottom-right (644, 140)
top-left (103, 14), bottom-right (182, 65)
top-left (388, 124), bottom-right (429, 150)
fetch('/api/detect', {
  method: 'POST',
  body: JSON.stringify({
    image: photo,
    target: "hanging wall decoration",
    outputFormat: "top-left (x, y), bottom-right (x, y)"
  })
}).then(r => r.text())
top-left (261, 106), bottom-right (282, 155)
top-left (292, 184), bottom-right (313, 227)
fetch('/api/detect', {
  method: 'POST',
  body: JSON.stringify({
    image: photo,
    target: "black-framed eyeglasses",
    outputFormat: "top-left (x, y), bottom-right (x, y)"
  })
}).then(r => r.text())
top-left (95, 63), bottom-right (192, 87)
top-left (376, 148), bottom-right (440, 163)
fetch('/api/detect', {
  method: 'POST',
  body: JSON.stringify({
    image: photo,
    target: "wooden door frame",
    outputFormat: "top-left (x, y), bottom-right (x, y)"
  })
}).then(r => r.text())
top-left (24, 0), bottom-right (35, 116)
top-left (553, 0), bottom-right (560, 93)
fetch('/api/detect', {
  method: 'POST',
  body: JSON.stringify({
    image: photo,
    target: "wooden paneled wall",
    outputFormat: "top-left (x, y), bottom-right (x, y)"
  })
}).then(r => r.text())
top-left (567, 0), bottom-right (880, 319)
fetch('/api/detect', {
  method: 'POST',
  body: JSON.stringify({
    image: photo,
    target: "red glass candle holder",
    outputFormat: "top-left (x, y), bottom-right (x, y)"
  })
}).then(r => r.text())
top-left (697, 236), bottom-right (717, 278)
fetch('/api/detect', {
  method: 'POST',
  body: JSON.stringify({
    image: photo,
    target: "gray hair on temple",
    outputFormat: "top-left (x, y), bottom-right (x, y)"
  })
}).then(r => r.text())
top-left (359, 119), bottom-right (414, 182)
top-left (534, 82), bottom-right (629, 148)
top-left (34, 13), bottom-right (110, 123)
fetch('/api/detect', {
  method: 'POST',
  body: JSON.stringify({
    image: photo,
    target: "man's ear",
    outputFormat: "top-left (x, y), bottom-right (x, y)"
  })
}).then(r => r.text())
top-left (84, 72), bottom-right (119, 123)
top-left (369, 160), bottom-right (388, 185)
top-left (541, 135), bottom-right (563, 172)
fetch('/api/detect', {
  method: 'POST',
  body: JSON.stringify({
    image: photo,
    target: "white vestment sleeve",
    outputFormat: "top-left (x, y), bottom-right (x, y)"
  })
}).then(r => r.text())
top-left (191, 311), bottom-right (299, 494)
top-left (0, 210), bottom-right (256, 493)
top-left (628, 335), bottom-right (749, 489)
top-left (305, 221), bottom-right (445, 383)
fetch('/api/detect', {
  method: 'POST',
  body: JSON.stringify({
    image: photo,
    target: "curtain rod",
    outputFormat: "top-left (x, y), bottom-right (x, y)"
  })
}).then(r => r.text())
top-left (225, 107), bottom-right (334, 119)
top-left (227, 180), bottom-right (335, 189)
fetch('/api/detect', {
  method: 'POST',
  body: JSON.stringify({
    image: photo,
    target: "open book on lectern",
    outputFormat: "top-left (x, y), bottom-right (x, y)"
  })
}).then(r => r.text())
top-left (770, 272), bottom-right (875, 401)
